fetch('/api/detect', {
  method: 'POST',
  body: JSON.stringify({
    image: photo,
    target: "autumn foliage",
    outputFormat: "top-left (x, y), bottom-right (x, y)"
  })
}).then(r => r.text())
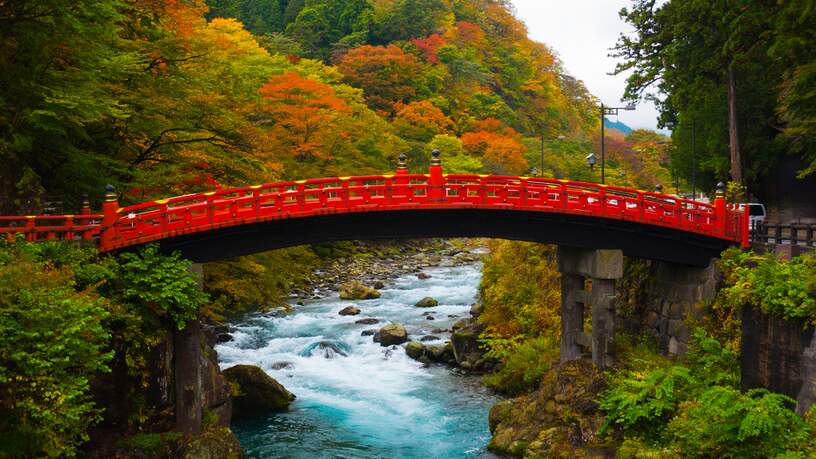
top-left (258, 72), bottom-right (350, 161)
top-left (461, 130), bottom-right (527, 175)
top-left (336, 45), bottom-right (425, 112)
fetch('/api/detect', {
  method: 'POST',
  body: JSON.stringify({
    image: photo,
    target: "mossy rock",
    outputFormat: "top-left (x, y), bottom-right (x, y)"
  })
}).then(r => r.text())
top-left (378, 323), bottom-right (408, 346)
top-left (183, 427), bottom-right (242, 459)
top-left (415, 297), bottom-right (439, 308)
top-left (339, 281), bottom-right (381, 300)
top-left (223, 365), bottom-right (295, 418)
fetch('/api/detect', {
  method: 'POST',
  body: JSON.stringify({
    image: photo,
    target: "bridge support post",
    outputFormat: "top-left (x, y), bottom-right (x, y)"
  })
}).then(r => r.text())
top-left (174, 263), bottom-right (206, 435)
top-left (557, 247), bottom-right (623, 368)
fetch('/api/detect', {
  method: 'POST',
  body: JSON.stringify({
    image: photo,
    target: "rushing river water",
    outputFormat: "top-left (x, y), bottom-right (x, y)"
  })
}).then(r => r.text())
top-left (216, 261), bottom-right (500, 459)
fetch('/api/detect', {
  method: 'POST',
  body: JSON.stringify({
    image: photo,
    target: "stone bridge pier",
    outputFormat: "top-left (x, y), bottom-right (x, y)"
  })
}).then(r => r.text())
top-left (558, 247), bottom-right (624, 368)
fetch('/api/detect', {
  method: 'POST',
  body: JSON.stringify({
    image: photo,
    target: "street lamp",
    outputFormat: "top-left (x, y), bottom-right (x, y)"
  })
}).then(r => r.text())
top-left (586, 152), bottom-right (597, 171)
top-left (600, 102), bottom-right (636, 184)
top-left (539, 135), bottom-right (566, 177)
top-left (665, 117), bottom-right (696, 200)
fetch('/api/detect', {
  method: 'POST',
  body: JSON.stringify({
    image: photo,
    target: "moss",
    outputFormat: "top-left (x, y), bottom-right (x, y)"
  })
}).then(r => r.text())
top-left (120, 432), bottom-right (184, 457)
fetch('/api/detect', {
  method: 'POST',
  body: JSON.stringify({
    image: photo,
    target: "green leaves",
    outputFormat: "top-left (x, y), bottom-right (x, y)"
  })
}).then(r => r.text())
top-left (116, 245), bottom-right (209, 330)
top-left (0, 241), bottom-right (111, 458)
top-left (718, 249), bottom-right (816, 323)
top-left (599, 329), bottom-right (815, 457)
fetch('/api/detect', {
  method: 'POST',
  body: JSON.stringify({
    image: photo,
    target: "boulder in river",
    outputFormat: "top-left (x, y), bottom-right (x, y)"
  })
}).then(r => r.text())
top-left (415, 297), bottom-right (439, 308)
top-left (421, 335), bottom-right (441, 342)
top-left (405, 341), bottom-right (425, 360)
top-left (378, 323), bottom-right (408, 346)
top-left (339, 281), bottom-right (381, 300)
top-left (223, 365), bottom-right (295, 418)
top-left (470, 303), bottom-right (484, 317)
top-left (270, 361), bottom-right (294, 370)
top-left (361, 329), bottom-right (377, 337)
top-left (355, 318), bottom-right (380, 325)
top-left (338, 306), bottom-right (361, 316)
top-left (216, 333), bottom-right (233, 343)
top-left (373, 280), bottom-right (385, 289)
top-left (452, 319), bottom-right (488, 371)
top-left (417, 273), bottom-right (431, 280)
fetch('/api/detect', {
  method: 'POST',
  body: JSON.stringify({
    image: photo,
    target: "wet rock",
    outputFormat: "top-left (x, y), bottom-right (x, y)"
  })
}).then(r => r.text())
top-left (378, 323), bottom-right (408, 346)
top-left (373, 280), bottom-right (385, 289)
top-left (355, 318), bottom-right (380, 325)
top-left (415, 297), bottom-right (439, 308)
top-left (303, 341), bottom-right (348, 358)
top-left (421, 335), bottom-right (441, 342)
top-left (487, 360), bottom-right (607, 458)
top-left (296, 300), bottom-right (304, 306)
top-left (183, 427), bottom-right (243, 459)
top-left (470, 303), bottom-right (484, 317)
top-left (426, 342), bottom-right (455, 364)
top-left (372, 332), bottom-right (381, 343)
top-left (339, 281), bottom-right (381, 300)
top-left (452, 318), bottom-right (471, 331)
top-left (216, 333), bottom-right (233, 343)
top-left (223, 365), bottom-right (295, 418)
top-left (426, 316), bottom-right (435, 321)
top-left (405, 341), bottom-right (425, 360)
top-left (338, 306), bottom-right (361, 316)
top-left (361, 329), bottom-right (377, 337)
top-left (270, 361), bottom-right (293, 370)
top-left (417, 273), bottom-right (431, 280)
top-left (452, 320), bottom-right (487, 370)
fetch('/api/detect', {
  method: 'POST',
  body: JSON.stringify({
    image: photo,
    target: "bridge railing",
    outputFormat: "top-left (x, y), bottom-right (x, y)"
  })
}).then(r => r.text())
top-left (0, 214), bottom-right (102, 242)
top-left (0, 157), bottom-right (750, 251)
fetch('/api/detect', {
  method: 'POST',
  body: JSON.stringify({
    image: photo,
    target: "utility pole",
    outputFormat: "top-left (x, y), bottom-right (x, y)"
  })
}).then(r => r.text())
top-left (599, 102), bottom-right (636, 185)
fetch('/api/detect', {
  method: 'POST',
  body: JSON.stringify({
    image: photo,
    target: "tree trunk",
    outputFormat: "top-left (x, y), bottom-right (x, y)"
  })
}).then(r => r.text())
top-left (728, 65), bottom-right (742, 184)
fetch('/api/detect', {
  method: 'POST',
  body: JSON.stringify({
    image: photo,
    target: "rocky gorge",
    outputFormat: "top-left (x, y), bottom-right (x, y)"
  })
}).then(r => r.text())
top-left (213, 240), bottom-right (501, 458)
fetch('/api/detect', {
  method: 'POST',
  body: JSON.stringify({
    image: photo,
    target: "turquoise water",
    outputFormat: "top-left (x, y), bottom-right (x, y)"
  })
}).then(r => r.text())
top-left (216, 263), bottom-right (500, 458)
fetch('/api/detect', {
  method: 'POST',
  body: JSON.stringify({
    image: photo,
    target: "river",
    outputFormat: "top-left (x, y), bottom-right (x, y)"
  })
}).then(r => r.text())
top-left (215, 260), bottom-right (500, 458)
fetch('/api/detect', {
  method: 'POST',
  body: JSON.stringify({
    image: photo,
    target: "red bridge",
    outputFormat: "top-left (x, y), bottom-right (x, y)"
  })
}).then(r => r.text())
top-left (0, 152), bottom-right (748, 266)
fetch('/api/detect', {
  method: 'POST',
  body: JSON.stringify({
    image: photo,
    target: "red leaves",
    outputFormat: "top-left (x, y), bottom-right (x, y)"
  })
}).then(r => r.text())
top-left (411, 34), bottom-right (447, 64)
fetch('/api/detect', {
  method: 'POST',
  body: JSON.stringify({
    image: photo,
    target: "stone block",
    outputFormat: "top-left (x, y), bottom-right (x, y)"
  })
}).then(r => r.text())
top-left (646, 311), bottom-right (659, 328)
top-left (668, 337), bottom-right (688, 355)
top-left (669, 303), bottom-right (685, 320)
top-left (668, 319), bottom-right (690, 343)
top-left (557, 247), bottom-right (623, 280)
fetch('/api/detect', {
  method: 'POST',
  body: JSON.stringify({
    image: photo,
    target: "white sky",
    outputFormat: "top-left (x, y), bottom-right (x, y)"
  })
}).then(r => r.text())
top-left (511, 0), bottom-right (662, 131)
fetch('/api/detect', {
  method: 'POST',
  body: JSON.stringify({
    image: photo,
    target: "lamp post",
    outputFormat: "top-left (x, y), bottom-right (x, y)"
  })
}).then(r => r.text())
top-left (665, 118), bottom-right (696, 200)
top-left (600, 102), bottom-right (636, 184)
top-left (586, 152), bottom-right (597, 178)
top-left (539, 134), bottom-right (566, 177)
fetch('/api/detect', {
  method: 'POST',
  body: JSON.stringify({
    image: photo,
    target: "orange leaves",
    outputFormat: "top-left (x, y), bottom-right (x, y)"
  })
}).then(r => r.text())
top-left (451, 21), bottom-right (485, 46)
top-left (258, 72), bottom-right (351, 162)
top-left (336, 44), bottom-right (425, 112)
top-left (393, 100), bottom-right (454, 141)
top-left (461, 130), bottom-right (528, 175)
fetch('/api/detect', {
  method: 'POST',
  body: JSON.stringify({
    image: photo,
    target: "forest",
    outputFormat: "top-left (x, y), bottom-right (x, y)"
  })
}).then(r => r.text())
top-left (2, 0), bottom-right (816, 457)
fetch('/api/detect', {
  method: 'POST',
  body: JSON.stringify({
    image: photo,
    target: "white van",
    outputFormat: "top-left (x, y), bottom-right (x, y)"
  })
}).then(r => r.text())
top-left (744, 203), bottom-right (767, 230)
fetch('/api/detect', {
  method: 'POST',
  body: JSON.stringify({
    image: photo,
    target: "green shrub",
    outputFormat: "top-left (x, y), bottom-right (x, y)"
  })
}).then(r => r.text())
top-left (600, 328), bottom-right (816, 456)
top-left (0, 241), bottom-right (111, 458)
top-left (668, 387), bottom-right (813, 458)
top-left (482, 335), bottom-right (558, 395)
top-left (718, 248), bottom-right (816, 323)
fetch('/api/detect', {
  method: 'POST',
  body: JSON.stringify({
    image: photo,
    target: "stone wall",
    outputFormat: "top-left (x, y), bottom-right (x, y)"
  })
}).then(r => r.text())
top-left (741, 307), bottom-right (816, 415)
top-left (622, 259), bottom-right (721, 356)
